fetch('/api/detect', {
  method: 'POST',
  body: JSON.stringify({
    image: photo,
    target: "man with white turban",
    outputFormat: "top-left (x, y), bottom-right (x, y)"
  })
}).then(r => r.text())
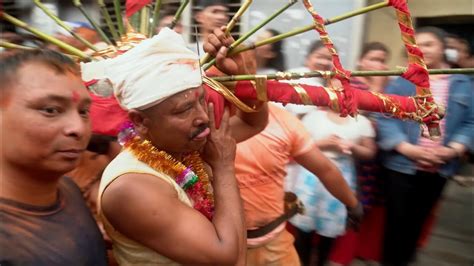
top-left (81, 27), bottom-right (267, 265)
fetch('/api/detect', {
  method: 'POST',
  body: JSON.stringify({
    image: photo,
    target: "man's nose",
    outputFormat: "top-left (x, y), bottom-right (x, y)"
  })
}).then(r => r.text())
top-left (194, 103), bottom-right (209, 126)
top-left (63, 111), bottom-right (90, 140)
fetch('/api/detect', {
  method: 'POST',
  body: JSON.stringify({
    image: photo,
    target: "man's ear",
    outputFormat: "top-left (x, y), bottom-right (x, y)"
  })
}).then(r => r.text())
top-left (128, 109), bottom-right (149, 136)
top-left (195, 11), bottom-right (204, 24)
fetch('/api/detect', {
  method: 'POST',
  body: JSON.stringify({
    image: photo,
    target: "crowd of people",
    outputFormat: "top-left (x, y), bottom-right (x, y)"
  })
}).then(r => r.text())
top-left (1, 1), bottom-right (473, 266)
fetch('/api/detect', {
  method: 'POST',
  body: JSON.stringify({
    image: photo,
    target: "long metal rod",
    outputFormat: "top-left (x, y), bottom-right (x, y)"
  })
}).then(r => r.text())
top-left (212, 68), bottom-right (474, 82)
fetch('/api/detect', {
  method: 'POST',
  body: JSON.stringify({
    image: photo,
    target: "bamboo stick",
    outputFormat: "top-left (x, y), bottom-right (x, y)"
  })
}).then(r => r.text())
top-left (231, 1), bottom-right (389, 55)
top-left (203, 0), bottom-right (297, 70)
top-left (73, 0), bottom-right (113, 45)
top-left (226, 0), bottom-right (252, 34)
top-left (212, 68), bottom-right (474, 82)
top-left (170, 0), bottom-right (189, 30)
top-left (0, 40), bottom-right (36, 50)
top-left (149, 0), bottom-right (163, 37)
top-left (33, 0), bottom-right (99, 51)
top-left (129, 11), bottom-right (141, 30)
top-left (200, 0), bottom-right (253, 65)
top-left (113, 0), bottom-right (125, 35)
top-left (98, 0), bottom-right (120, 41)
top-left (139, 6), bottom-right (150, 35)
top-left (1, 12), bottom-right (91, 60)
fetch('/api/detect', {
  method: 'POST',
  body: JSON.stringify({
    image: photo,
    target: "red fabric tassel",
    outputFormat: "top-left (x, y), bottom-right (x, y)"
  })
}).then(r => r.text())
top-left (388, 0), bottom-right (408, 11)
top-left (401, 63), bottom-right (430, 88)
top-left (89, 93), bottom-right (129, 136)
top-left (125, 0), bottom-right (152, 17)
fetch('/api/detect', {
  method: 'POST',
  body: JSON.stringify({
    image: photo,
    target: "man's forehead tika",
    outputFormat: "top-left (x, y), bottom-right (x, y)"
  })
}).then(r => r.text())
top-left (72, 90), bottom-right (80, 103)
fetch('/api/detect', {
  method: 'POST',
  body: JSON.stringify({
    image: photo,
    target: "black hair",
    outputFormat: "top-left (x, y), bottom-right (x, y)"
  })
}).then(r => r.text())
top-left (415, 26), bottom-right (448, 49)
top-left (360, 42), bottom-right (390, 59)
top-left (0, 49), bottom-right (79, 92)
top-left (86, 134), bottom-right (117, 154)
top-left (264, 29), bottom-right (286, 72)
top-left (307, 40), bottom-right (326, 56)
top-left (195, 0), bottom-right (229, 9)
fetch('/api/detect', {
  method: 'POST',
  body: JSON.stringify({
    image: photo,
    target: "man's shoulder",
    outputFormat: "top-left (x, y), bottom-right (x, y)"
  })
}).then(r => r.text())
top-left (0, 179), bottom-right (107, 265)
top-left (269, 104), bottom-right (301, 124)
top-left (449, 74), bottom-right (473, 93)
top-left (59, 176), bottom-right (83, 194)
top-left (268, 105), bottom-right (307, 136)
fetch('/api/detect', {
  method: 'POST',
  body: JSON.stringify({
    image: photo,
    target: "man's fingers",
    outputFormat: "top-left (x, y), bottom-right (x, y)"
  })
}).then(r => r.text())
top-left (205, 35), bottom-right (222, 55)
top-left (208, 103), bottom-right (216, 131)
top-left (220, 106), bottom-right (231, 132)
top-left (215, 47), bottom-right (230, 70)
top-left (213, 28), bottom-right (226, 42)
top-left (202, 42), bottom-right (217, 56)
top-left (223, 35), bottom-right (234, 47)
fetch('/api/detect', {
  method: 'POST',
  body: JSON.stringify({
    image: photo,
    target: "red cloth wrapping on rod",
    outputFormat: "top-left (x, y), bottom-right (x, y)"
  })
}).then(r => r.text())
top-left (205, 80), bottom-right (417, 127)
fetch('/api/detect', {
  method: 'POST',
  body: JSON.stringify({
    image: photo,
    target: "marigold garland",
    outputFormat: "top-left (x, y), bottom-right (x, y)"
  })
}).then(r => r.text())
top-left (119, 124), bottom-right (214, 220)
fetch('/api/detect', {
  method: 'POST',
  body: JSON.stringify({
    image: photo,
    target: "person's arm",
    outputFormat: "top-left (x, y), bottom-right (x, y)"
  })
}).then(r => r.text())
top-left (204, 27), bottom-right (268, 142)
top-left (294, 147), bottom-right (358, 209)
top-left (314, 135), bottom-right (342, 152)
top-left (433, 77), bottom-right (473, 163)
top-left (395, 142), bottom-right (444, 167)
top-left (350, 137), bottom-right (377, 161)
top-left (101, 106), bottom-right (244, 265)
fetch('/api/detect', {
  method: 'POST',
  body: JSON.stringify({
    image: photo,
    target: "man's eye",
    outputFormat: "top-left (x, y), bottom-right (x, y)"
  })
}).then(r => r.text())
top-left (177, 105), bottom-right (193, 114)
top-left (79, 107), bottom-right (90, 118)
top-left (40, 107), bottom-right (61, 115)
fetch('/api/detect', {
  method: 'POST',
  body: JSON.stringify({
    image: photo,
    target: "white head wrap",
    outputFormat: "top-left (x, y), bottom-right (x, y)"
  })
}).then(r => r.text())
top-left (81, 28), bottom-right (202, 110)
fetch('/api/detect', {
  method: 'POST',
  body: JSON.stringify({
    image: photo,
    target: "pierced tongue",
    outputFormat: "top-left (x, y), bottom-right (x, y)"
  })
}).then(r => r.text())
top-left (195, 127), bottom-right (210, 139)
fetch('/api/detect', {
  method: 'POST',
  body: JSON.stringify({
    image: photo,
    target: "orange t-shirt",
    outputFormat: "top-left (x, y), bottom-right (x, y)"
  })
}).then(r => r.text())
top-left (235, 105), bottom-right (314, 230)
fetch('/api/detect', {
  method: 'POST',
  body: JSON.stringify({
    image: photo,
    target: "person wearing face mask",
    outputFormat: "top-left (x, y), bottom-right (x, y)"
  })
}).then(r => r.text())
top-left (377, 26), bottom-right (473, 266)
top-left (445, 34), bottom-right (474, 69)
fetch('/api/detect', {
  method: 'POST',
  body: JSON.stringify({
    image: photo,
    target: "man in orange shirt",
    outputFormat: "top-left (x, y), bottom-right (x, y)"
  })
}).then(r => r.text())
top-left (235, 104), bottom-right (362, 265)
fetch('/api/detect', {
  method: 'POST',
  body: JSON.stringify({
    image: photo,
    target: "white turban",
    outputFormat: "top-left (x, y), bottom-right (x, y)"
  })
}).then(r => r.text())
top-left (81, 28), bottom-right (202, 110)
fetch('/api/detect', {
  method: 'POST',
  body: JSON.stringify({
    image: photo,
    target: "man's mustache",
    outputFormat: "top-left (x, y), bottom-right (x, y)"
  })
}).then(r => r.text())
top-left (190, 123), bottom-right (210, 139)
